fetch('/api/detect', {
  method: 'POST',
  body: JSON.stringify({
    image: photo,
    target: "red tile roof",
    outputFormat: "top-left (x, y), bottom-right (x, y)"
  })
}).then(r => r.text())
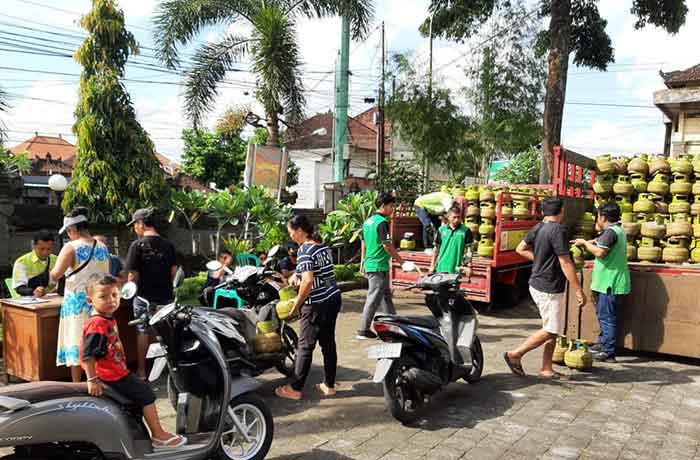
top-left (9, 134), bottom-right (76, 162)
top-left (286, 109), bottom-right (391, 152)
top-left (661, 64), bottom-right (700, 89)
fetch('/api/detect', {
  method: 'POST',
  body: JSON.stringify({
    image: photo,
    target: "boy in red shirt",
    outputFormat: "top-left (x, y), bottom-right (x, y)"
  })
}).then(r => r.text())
top-left (81, 274), bottom-right (186, 449)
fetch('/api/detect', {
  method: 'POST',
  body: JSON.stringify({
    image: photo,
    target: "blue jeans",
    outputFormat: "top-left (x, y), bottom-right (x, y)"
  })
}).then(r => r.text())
top-left (415, 206), bottom-right (441, 249)
top-left (595, 290), bottom-right (618, 355)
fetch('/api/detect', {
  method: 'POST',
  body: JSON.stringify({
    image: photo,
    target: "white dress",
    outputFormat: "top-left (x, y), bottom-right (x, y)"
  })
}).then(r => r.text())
top-left (56, 239), bottom-right (110, 367)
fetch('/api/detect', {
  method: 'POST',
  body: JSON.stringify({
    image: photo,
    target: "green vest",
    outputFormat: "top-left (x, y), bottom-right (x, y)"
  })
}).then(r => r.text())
top-left (591, 224), bottom-right (631, 295)
top-left (436, 224), bottom-right (470, 274)
top-left (363, 214), bottom-right (390, 273)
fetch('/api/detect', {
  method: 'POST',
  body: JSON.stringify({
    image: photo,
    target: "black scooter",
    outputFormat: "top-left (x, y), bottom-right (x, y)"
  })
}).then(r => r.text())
top-left (0, 274), bottom-right (274, 460)
top-left (368, 262), bottom-right (484, 424)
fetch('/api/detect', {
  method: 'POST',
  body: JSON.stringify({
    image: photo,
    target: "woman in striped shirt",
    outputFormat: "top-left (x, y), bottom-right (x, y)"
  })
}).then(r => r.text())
top-left (275, 215), bottom-right (342, 400)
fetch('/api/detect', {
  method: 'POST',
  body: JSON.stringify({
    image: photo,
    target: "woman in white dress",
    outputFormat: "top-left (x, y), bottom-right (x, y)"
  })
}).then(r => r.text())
top-left (51, 207), bottom-right (110, 382)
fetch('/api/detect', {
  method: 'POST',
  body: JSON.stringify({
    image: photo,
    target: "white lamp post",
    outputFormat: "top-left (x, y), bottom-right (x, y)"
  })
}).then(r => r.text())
top-left (48, 174), bottom-right (68, 246)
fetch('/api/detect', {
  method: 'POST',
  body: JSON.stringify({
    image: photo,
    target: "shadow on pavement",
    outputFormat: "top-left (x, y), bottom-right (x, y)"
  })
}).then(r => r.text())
top-left (269, 449), bottom-right (356, 460)
top-left (566, 361), bottom-right (700, 386)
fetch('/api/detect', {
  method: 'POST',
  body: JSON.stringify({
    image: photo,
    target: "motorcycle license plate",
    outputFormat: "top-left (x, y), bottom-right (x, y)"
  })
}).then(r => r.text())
top-left (367, 343), bottom-right (402, 359)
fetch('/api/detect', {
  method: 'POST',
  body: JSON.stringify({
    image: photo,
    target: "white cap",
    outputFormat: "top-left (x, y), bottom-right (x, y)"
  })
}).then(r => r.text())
top-left (58, 214), bottom-right (87, 234)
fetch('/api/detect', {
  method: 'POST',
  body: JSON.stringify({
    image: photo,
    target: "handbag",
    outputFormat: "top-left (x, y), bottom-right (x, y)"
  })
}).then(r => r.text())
top-left (57, 240), bottom-right (97, 296)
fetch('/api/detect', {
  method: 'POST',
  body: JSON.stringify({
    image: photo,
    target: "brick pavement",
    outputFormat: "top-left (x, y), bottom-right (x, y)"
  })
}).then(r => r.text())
top-left (160, 290), bottom-right (700, 459)
top-left (4, 289), bottom-right (700, 460)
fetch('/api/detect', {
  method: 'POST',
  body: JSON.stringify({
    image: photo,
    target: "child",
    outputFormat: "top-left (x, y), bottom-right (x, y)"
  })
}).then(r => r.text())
top-left (81, 274), bottom-right (187, 449)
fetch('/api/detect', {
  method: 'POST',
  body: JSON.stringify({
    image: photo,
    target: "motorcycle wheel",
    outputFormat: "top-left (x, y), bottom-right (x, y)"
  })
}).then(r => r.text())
top-left (214, 393), bottom-right (274, 460)
top-left (463, 336), bottom-right (484, 384)
top-left (382, 355), bottom-right (423, 425)
top-left (275, 326), bottom-right (299, 377)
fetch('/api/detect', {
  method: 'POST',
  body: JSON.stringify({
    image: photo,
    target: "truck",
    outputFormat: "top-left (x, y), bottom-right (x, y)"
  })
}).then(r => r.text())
top-left (390, 145), bottom-right (595, 312)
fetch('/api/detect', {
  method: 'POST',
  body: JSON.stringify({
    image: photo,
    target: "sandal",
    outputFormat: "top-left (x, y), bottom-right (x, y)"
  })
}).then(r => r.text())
top-left (315, 383), bottom-right (336, 397)
top-left (503, 352), bottom-right (526, 377)
top-left (539, 371), bottom-right (568, 381)
top-left (152, 435), bottom-right (187, 449)
top-left (275, 384), bottom-right (302, 400)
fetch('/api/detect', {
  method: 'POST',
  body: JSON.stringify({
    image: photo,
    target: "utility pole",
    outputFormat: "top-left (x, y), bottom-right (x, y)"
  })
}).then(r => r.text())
top-left (376, 21), bottom-right (386, 183)
top-left (334, 17), bottom-right (350, 183)
top-left (423, 13), bottom-right (434, 193)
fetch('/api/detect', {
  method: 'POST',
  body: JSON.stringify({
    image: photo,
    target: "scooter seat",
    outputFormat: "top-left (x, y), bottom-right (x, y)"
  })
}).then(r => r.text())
top-left (376, 314), bottom-right (439, 329)
top-left (0, 381), bottom-right (135, 406)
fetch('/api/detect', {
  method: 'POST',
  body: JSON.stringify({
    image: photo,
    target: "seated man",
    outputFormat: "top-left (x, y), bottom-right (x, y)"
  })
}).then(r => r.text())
top-left (199, 249), bottom-right (234, 307)
top-left (278, 244), bottom-right (298, 280)
top-left (12, 230), bottom-right (57, 297)
top-left (414, 191), bottom-right (454, 253)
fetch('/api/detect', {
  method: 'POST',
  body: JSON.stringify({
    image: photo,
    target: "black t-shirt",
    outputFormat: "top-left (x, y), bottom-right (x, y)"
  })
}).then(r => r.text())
top-left (524, 222), bottom-right (570, 294)
top-left (377, 221), bottom-right (391, 243)
top-left (278, 257), bottom-right (297, 273)
top-left (125, 235), bottom-right (177, 304)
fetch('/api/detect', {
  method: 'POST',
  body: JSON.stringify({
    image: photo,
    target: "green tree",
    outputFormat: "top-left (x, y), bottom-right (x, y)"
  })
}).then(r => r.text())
top-left (63, 0), bottom-right (168, 223)
top-left (169, 190), bottom-right (207, 255)
top-left (424, 0), bottom-right (689, 183)
top-left (154, 0), bottom-right (374, 146)
top-left (492, 146), bottom-right (541, 184)
top-left (181, 128), bottom-right (246, 189)
top-left (387, 53), bottom-right (471, 189)
top-left (376, 160), bottom-right (424, 200)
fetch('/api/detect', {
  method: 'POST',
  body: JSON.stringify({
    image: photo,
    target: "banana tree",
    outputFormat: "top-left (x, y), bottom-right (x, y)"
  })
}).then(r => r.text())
top-left (320, 190), bottom-right (376, 246)
top-left (169, 190), bottom-right (207, 255)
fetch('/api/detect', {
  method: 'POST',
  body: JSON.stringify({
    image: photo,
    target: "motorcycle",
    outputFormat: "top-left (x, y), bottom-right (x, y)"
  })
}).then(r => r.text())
top-left (201, 246), bottom-right (299, 379)
top-left (205, 246), bottom-right (285, 310)
top-left (368, 261), bottom-right (484, 425)
top-left (0, 272), bottom-right (274, 460)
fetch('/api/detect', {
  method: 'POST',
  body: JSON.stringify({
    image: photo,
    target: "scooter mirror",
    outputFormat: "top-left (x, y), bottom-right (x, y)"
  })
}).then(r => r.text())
top-left (121, 282), bottom-right (138, 300)
top-left (402, 261), bottom-right (418, 272)
top-left (206, 260), bottom-right (223, 271)
top-left (173, 267), bottom-right (185, 288)
top-left (267, 245), bottom-right (281, 261)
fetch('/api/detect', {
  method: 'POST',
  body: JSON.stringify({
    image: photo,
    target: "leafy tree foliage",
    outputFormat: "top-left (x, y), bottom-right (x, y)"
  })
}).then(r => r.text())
top-left (423, 0), bottom-right (689, 182)
top-left (181, 128), bottom-right (246, 189)
top-left (63, 0), bottom-right (168, 223)
top-left (376, 160), bottom-right (424, 200)
top-left (492, 146), bottom-right (541, 184)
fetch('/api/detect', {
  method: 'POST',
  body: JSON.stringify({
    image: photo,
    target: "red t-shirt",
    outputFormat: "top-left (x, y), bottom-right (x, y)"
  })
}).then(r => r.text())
top-left (80, 315), bottom-right (129, 382)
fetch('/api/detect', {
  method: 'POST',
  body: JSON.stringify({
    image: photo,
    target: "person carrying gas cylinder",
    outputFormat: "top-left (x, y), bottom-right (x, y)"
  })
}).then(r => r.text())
top-left (414, 190), bottom-right (454, 254)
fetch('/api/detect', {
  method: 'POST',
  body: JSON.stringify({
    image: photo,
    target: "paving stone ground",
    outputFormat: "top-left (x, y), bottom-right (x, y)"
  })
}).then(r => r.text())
top-left (5, 289), bottom-right (700, 460)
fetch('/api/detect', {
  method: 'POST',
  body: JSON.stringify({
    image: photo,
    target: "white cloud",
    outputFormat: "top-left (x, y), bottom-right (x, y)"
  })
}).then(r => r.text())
top-left (116, 0), bottom-right (157, 18)
top-left (563, 119), bottom-right (666, 157)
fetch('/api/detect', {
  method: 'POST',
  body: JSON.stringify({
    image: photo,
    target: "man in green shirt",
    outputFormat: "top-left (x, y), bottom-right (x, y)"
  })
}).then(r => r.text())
top-left (12, 230), bottom-right (57, 297)
top-left (573, 201), bottom-right (630, 362)
top-left (430, 205), bottom-right (473, 273)
top-left (358, 192), bottom-right (404, 340)
top-left (414, 191), bottom-right (453, 253)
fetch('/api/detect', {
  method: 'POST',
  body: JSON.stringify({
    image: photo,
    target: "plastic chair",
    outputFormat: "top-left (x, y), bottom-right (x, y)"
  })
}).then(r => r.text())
top-left (213, 289), bottom-right (244, 309)
top-left (5, 279), bottom-right (20, 299)
top-left (235, 253), bottom-right (260, 267)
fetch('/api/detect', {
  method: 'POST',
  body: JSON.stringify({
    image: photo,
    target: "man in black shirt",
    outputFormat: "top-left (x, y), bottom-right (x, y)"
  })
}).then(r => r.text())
top-left (125, 208), bottom-right (177, 379)
top-left (504, 197), bottom-right (586, 379)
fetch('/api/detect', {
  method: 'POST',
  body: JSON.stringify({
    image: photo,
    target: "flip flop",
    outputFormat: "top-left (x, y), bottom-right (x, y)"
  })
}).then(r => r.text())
top-left (315, 383), bottom-right (336, 397)
top-left (539, 371), bottom-right (568, 381)
top-left (275, 385), bottom-right (302, 400)
top-left (152, 435), bottom-right (187, 449)
top-left (503, 352), bottom-right (526, 377)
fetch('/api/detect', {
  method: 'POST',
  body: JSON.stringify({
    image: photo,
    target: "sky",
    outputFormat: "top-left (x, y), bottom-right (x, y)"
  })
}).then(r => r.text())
top-left (1, 0), bottom-right (699, 163)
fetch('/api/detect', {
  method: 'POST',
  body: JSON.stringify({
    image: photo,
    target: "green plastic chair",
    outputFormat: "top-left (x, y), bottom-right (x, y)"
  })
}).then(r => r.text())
top-left (213, 289), bottom-right (244, 309)
top-left (235, 253), bottom-right (260, 267)
top-left (5, 279), bottom-right (20, 299)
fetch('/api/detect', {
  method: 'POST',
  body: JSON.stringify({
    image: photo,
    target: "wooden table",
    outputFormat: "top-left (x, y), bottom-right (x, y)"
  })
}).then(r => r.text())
top-left (1, 295), bottom-right (138, 383)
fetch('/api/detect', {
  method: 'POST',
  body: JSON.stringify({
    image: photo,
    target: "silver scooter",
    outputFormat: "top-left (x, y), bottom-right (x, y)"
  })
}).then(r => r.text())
top-left (0, 272), bottom-right (274, 460)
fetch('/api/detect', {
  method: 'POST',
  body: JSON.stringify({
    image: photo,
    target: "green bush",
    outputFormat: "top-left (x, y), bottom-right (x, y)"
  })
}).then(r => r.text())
top-left (334, 264), bottom-right (360, 282)
top-left (176, 272), bottom-right (207, 302)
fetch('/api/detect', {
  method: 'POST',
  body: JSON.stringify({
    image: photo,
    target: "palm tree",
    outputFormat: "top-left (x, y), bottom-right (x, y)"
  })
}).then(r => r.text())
top-left (0, 85), bottom-right (8, 146)
top-left (153, 0), bottom-right (374, 146)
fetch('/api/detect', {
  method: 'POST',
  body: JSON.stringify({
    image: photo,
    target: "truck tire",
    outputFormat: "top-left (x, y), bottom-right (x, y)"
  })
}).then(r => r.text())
top-left (663, 247), bottom-right (689, 263)
top-left (641, 222), bottom-right (666, 239)
top-left (667, 221), bottom-right (692, 237)
top-left (670, 182), bottom-right (692, 195)
top-left (638, 246), bottom-right (662, 262)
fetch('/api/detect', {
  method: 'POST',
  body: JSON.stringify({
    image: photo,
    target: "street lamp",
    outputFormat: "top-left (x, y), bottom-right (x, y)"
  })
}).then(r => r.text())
top-left (48, 174), bottom-right (68, 247)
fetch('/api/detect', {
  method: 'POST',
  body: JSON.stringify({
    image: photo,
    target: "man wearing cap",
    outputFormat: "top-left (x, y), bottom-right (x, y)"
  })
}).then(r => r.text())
top-left (12, 230), bottom-right (57, 297)
top-left (125, 208), bottom-right (177, 380)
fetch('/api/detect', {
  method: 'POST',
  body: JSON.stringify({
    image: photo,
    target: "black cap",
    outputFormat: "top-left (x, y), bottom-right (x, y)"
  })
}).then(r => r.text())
top-left (127, 208), bottom-right (154, 226)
